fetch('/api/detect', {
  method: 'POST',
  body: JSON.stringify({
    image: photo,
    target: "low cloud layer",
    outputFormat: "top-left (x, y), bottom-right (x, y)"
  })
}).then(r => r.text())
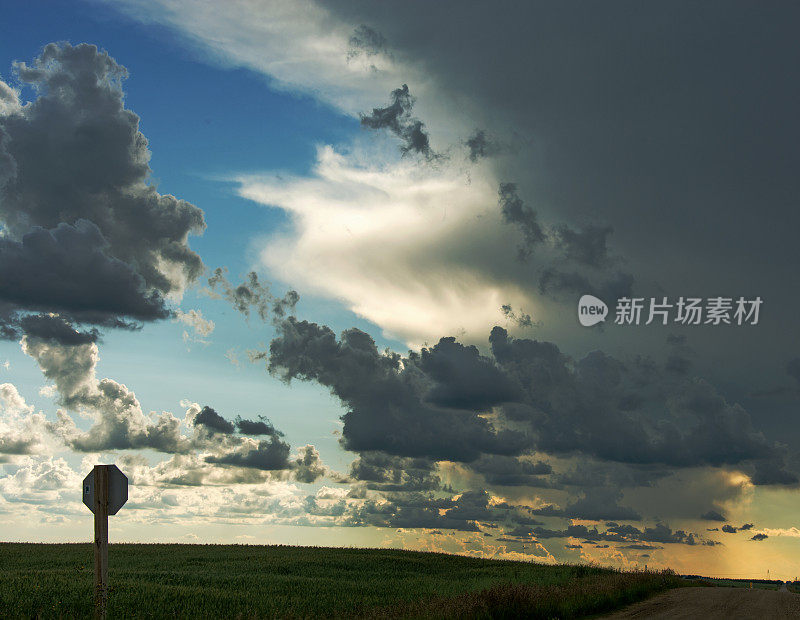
top-left (261, 313), bottom-right (794, 486)
top-left (267, 317), bottom-right (530, 462)
top-left (19, 334), bottom-right (322, 483)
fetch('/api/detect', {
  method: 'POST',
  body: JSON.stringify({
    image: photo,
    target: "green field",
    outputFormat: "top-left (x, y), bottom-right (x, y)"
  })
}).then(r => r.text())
top-left (702, 578), bottom-right (781, 590)
top-left (0, 543), bottom-right (684, 619)
top-left (683, 576), bottom-right (784, 591)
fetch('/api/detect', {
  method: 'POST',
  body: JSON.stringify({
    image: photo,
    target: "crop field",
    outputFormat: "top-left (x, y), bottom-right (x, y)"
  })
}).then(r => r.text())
top-left (0, 543), bottom-right (684, 618)
top-left (702, 578), bottom-right (782, 590)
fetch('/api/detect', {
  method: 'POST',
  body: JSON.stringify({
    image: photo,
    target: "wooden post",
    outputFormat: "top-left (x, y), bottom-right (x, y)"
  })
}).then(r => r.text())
top-left (93, 465), bottom-right (109, 620)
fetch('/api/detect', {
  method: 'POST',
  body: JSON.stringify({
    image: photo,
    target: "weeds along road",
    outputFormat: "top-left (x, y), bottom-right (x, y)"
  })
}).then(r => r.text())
top-left (602, 586), bottom-right (800, 619)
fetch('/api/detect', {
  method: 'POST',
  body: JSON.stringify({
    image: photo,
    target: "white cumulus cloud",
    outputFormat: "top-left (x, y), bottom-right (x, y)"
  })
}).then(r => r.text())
top-left (239, 145), bottom-right (539, 346)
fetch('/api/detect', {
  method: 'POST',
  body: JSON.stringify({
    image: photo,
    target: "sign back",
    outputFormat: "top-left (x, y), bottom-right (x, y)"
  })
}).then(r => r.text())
top-left (83, 465), bottom-right (128, 515)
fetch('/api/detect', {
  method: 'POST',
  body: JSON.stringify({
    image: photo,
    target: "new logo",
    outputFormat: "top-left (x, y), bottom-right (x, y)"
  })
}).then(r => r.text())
top-left (578, 294), bottom-right (608, 326)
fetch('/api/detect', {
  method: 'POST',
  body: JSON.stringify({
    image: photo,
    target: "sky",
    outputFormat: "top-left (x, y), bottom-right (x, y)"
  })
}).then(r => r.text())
top-left (0, 0), bottom-right (799, 580)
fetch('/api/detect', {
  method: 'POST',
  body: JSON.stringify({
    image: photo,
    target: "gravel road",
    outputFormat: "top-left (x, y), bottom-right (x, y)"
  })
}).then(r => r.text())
top-left (601, 586), bottom-right (800, 619)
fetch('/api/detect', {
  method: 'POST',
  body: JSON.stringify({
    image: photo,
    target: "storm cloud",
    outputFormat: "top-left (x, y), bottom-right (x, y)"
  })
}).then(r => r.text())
top-left (349, 451), bottom-right (440, 492)
top-left (532, 522), bottom-right (714, 547)
top-left (0, 221), bottom-right (169, 337)
top-left (205, 435), bottom-right (292, 471)
top-left (0, 43), bottom-right (204, 340)
top-left (470, 455), bottom-right (552, 487)
top-left (235, 415), bottom-right (283, 437)
top-left (266, 317), bottom-right (530, 462)
top-left (489, 327), bottom-right (795, 483)
top-left (193, 406), bottom-right (236, 435)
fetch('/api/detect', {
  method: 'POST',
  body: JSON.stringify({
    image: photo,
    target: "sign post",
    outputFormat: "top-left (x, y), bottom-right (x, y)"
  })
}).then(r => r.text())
top-left (94, 465), bottom-right (108, 619)
top-left (83, 465), bottom-right (128, 620)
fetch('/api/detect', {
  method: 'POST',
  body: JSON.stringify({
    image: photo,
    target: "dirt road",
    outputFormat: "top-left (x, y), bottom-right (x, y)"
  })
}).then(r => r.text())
top-left (601, 586), bottom-right (800, 619)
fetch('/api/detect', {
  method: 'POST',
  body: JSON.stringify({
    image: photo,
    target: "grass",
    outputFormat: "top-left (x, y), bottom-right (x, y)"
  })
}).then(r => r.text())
top-left (706, 578), bottom-right (780, 590)
top-left (683, 576), bottom-right (783, 590)
top-left (0, 543), bottom-right (685, 619)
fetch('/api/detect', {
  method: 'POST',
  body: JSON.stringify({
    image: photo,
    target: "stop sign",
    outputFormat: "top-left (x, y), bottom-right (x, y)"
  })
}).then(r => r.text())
top-left (83, 465), bottom-right (128, 515)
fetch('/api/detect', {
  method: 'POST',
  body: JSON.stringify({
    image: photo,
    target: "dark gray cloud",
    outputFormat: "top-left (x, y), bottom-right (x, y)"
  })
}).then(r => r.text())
top-left (326, 1), bottom-right (800, 284)
top-left (750, 457), bottom-right (798, 486)
top-left (470, 454), bottom-right (551, 487)
top-left (665, 354), bottom-right (691, 375)
top-left (497, 184), bottom-right (633, 301)
top-left (189, 406), bottom-right (314, 478)
top-left (500, 304), bottom-right (533, 328)
top-left (439, 489), bottom-right (496, 522)
top-left (0, 221), bottom-right (169, 341)
top-left (498, 183), bottom-right (545, 260)
top-left (533, 522), bottom-right (714, 547)
top-left (721, 524), bottom-right (737, 534)
top-left (205, 435), bottom-right (292, 471)
top-left (505, 524), bottom-right (541, 539)
top-left (553, 224), bottom-right (614, 268)
top-left (293, 445), bottom-right (326, 483)
top-left (193, 406), bottom-right (235, 434)
top-left (554, 459), bottom-right (670, 490)
top-left (537, 268), bottom-right (633, 305)
top-left (787, 358), bottom-right (800, 386)
top-left (750, 533), bottom-right (768, 541)
top-left (465, 129), bottom-right (500, 162)
top-left (562, 488), bottom-right (642, 521)
top-left (347, 24), bottom-right (390, 61)
top-left (524, 487), bottom-right (643, 522)
top-left (258, 310), bottom-right (796, 539)
top-left (351, 489), bottom-right (510, 532)
top-left (185, 406), bottom-right (317, 478)
top-left (415, 336), bottom-right (521, 410)
top-left (207, 268), bottom-right (298, 323)
top-left (242, 308), bottom-right (797, 537)
top-left (266, 317), bottom-right (530, 462)
top-left (1, 43), bottom-right (204, 291)
top-left (0, 43), bottom-right (204, 342)
top-left (360, 84), bottom-right (434, 158)
top-left (137, 0), bottom-right (800, 530)
top-left (349, 451), bottom-right (440, 492)
top-left (700, 510), bottom-right (727, 522)
top-left (235, 415), bottom-right (283, 437)
top-left (490, 327), bottom-right (796, 483)
top-left (17, 314), bottom-right (99, 345)
top-left (323, 0), bottom-right (800, 459)
top-left (380, 505), bottom-right (480, 532)
top-left (200, 293), bottom-right (790, 540)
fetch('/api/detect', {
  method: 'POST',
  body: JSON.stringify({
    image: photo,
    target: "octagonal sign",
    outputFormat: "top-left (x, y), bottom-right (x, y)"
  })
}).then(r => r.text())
top-left (82, 465), bottom-right (128, 515)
